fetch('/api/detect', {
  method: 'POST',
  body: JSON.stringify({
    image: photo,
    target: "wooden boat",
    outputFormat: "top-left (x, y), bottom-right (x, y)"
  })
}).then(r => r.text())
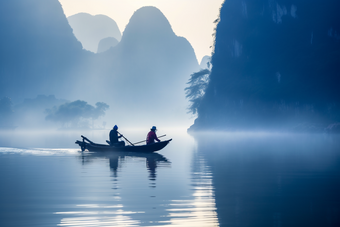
top-left (75, 135), bottom-right (172, 153)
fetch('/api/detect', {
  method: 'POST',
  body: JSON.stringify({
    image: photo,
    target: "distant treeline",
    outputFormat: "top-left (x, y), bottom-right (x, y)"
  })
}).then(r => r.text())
top-left (0, 95), bottom-right (109, 130)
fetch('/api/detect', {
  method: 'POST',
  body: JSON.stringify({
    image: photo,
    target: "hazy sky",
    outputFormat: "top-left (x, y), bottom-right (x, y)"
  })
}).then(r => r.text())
top-left (58, 0), bottom-right (224, 62)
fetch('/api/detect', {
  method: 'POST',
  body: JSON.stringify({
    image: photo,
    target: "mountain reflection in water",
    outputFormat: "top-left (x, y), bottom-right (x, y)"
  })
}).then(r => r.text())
top-left (193, 132), bottom-right (340, 227)
top-left (1, 131), bottom-right (339, 226)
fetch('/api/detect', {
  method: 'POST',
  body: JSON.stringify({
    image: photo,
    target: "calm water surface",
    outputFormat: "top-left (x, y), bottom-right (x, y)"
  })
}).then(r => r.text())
top-left (0, 130), bottom-right (340, 227)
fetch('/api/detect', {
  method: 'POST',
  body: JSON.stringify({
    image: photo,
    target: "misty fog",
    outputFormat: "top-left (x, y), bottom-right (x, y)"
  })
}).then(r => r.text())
top-left (1, 0), bottom-right (339, 133)
top-left (1, 1), bottom-right (340, 226)
top-left (0, 1), bottom-right (199, 132)
top-left (67, 12), bottom-right (122, 53)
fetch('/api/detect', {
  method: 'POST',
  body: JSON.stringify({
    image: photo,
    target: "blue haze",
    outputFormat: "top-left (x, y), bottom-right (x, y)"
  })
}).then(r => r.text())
top-left (0, 1), bottom-right (199, 129)
top-left (0, 1), bottom-right (340, 226)
top-left (67, 13), bottom-right (122, 53)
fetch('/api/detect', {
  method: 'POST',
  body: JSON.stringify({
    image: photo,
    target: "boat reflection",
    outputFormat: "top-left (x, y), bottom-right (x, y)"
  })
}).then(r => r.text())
top-left (80, 151), bottom-right (171, 181)
top-left (55, 147), bottom-right (219, 227)
top-left (49, 131), bottom-right (224, 227)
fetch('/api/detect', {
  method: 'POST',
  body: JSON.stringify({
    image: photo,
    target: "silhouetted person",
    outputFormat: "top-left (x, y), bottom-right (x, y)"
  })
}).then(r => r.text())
top-left (146, 126), bottom-right (160, 145)
top-left (109, 125), bottom-right (125, 147)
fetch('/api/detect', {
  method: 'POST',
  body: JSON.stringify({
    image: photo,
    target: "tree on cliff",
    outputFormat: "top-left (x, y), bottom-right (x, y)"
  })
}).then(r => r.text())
top-left (185, 68), bottom-right (210, 115)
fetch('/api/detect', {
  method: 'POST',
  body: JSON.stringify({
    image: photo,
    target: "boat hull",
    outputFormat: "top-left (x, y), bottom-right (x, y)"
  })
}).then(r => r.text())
top-left (76, 139), bottom-right (172, 153)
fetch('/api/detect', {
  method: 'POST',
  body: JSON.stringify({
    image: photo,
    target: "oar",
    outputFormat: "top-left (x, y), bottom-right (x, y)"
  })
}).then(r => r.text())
top-left (117, 131), bottom-right (134, 146)
top-left (133, 134), bottom-right (166, 145)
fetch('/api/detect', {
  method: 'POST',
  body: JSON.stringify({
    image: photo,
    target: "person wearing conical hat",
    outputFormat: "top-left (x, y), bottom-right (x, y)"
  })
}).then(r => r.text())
top-left (109, 125), bottom-right (125, 147)
top-left (146, 126), bottom-right (160, 145)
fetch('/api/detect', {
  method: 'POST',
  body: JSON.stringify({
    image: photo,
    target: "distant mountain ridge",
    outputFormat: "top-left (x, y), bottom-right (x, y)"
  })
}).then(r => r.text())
top-left (200, 55), bottom-right (211, 69)
top-left (122, 6), bottom-right (175, 42)
top-left (97, 37), bottom-right (119, 53)
top-left (90, 6), bottom-right (199, 126)
top-left (67, 13), bottom-right (121, 53)
top-left (0, 2), bottom-right (199, 128)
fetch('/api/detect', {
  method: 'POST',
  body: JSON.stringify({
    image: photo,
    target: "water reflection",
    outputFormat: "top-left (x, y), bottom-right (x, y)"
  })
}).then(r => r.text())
top-left (0, 131), bottom-right (219, 226)
top-left (80, 151), bottom-right (171, 181)
top-left (53, 135), bottom-right (218, 227)
top-left (56, 208), bottom-right (144, 226)
top-left (3, 131), bottom-right (339, 226)
top-left (192, 132), bottom-right (340, 227)
top-left (56, 150), bottom-right (174, 226)
top-left (164, 151), bottom-right (218, 226)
